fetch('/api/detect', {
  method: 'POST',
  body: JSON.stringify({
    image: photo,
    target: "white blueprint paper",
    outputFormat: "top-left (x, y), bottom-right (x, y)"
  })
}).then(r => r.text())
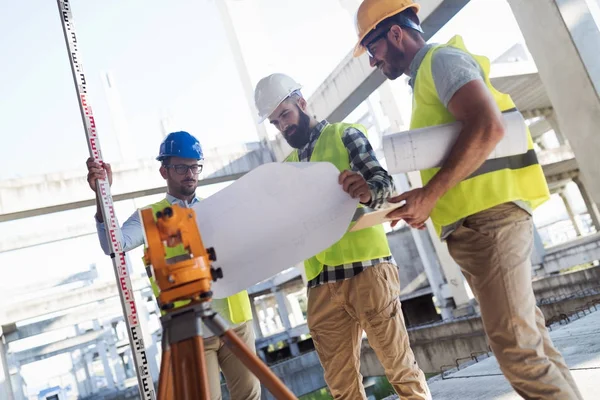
top-left (383, 110), bottom-right (529, 174)
top-left (191, 162), bottom-right (359, 298)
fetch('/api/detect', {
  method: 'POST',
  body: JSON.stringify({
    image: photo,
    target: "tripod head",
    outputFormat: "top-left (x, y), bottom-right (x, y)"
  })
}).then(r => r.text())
top-left (140, 204), bottom-right (223, 309)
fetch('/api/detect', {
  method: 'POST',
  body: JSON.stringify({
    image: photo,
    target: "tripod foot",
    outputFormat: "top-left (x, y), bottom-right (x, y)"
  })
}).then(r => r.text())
top-left (222, 329), bottom-right (297, 400)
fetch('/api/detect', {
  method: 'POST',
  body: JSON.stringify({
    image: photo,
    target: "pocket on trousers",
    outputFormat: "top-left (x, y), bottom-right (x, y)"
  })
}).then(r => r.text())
top-left (366, 297), bottom-right (400, 328)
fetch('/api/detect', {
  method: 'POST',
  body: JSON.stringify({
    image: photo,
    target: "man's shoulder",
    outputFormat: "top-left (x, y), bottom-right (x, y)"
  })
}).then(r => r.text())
top-left (325, 122), bottom-right (367, 136)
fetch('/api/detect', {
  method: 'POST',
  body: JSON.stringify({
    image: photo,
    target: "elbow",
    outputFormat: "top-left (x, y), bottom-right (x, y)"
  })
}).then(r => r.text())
top-left (489, 118), bottom-right (505, 143)
top-left (474, 112), bottom-right (505, 144)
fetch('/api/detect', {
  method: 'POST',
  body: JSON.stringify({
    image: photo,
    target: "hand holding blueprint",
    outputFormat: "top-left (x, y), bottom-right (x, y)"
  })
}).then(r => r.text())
top-left (383, 110), bottom-right (528, 174)
top-left (192, 162), bottom-right (359, 298)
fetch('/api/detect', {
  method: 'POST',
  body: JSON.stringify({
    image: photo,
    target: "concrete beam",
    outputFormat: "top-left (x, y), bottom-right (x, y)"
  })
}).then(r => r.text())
top-left (0, 277), bottom-right (149, 325)
top-left (247, 268), bottom-right (302, 296)
top-left (542, 233), bottom-right (600, 274)
top-left (12, 330), bottom-right (105, 365)
top-left (507, 0), bottom-right (600, 207)
top-left (0, 146), bottom-right (271, 222)
top-left (305, 0), bottom-right (471, 124)
top-left (529, 117), bottom-right (553, 140)
top-left (542, 158), bottom-right (579, 186)
top-left (573, 177), bottom-right (600, 231)
top-left (255, 323), bottom-right (309, 350)
top-left (2, 291), bottom-right (153, 343)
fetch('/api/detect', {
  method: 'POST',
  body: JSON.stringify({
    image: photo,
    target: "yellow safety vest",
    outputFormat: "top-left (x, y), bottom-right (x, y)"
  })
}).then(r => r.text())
top-left (145, 198), bottom-right (252, 324)
top-left (285, 123), bottom-right (391, 281)
top-left (411, 35), bottom-right (550, 236)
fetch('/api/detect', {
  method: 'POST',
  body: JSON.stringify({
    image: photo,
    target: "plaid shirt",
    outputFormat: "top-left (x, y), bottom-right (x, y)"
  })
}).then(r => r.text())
top-left (299, 120), bottom-right (397, 288)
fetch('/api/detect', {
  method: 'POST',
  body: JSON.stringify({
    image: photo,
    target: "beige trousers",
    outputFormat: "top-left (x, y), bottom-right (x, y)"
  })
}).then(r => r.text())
top-left (307, 262), bottom-right (431, 400)
top-left (203, 320), bottom-right (261, 400)
top-left (447, 203), bottom-right (583, 400)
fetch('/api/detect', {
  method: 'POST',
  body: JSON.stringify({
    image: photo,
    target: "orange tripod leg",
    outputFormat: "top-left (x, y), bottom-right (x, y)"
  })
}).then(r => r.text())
top-left (171, 337), bottom-right (211, 400)
top-left (223, 329), bottom-right (297, 400)
top-left (157, 346), bottom-right (174, 400)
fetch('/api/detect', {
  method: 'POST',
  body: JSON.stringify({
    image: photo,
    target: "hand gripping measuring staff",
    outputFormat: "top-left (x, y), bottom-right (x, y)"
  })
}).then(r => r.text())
top-left (56, 1), bottom-right (156, 398)
top-left (141, 204), bottom-right (297, 400)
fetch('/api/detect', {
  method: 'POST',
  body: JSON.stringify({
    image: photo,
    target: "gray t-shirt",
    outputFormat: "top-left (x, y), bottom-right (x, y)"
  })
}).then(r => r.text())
top-left (408, 44), bottom-right (532, 239)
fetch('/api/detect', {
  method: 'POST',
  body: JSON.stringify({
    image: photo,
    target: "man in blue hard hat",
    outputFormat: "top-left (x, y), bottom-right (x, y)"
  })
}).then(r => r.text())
top-left (86, 131), bottom-right (260, 400)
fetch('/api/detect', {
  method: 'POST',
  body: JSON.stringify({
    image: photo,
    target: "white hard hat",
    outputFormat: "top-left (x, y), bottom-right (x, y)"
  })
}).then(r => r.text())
top-left (254, 73), bottom-right (303, 124)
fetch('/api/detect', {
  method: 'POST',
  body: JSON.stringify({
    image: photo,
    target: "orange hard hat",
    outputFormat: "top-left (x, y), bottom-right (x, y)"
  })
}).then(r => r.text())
top-left (353, 0), bottom-right (420, 57)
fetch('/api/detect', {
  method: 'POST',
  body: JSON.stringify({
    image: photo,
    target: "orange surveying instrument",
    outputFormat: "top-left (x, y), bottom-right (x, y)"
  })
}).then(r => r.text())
top-left (140, 204), bottom-right (298, 400)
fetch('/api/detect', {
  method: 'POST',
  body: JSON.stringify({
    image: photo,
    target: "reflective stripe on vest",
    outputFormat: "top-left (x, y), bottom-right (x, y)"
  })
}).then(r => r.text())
top-left (411, 35), bottom-right (550, 236)
top-left (145, 198), bottom-right (252, 323)
top-left (285, 123), bottom-right (391, 281)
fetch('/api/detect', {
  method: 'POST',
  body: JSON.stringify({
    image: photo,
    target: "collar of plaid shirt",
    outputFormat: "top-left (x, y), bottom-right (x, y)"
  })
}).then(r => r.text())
top-left (297, 120), bottom-right (329, 162)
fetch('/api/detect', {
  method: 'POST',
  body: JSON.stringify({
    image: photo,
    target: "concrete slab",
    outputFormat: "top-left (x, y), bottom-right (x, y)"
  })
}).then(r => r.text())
top-left (384, 307), bottom-right (600, 399)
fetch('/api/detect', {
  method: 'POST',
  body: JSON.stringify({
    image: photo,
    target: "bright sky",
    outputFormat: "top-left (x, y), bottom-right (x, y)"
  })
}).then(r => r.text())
top-left (0, 0), bottom-right (595, 393)
top-left (0, 0), bottom-right (526, 180)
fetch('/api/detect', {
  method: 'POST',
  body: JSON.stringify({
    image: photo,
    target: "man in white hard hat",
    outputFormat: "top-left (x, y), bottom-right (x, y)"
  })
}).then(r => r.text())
top-left (352, 1), bottom-right (582, 399)
top-left (253, 73), bottom-right (431, 400)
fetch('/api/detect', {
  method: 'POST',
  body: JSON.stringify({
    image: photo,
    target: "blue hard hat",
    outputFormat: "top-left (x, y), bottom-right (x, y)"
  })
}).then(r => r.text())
top-left (156, 131), bottom-right (204, 161)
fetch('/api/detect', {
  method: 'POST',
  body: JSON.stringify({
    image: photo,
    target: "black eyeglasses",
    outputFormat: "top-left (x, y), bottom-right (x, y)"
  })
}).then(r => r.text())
top-left (364, 27), bottom-right (391, 58)
top-left (164, 164), bottom-right (203, 175)
top-left (364, 17), bottom-right (424, 58)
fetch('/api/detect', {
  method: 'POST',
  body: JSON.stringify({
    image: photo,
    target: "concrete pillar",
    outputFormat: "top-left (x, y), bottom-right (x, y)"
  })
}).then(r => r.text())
top-left (272, 289), bottom-right (292, 331)
top-left (93, 320), bottom-right (115, 390)
top-left (573, 176), bottom-right (600, 232)
top-left (250, 298), bottom-right (264, 339)
top-left (215, 0), bottom-right (273, 158)
top-left (508, 0), bottom-right (600, 208)
top-left (0, 336), bottom-right (14, 400)
top-left (546, 113), bottom-right (567, 146)
top-left (288, 340), bottom-right (300, 357)
top-left (559, 190), bottom-right (583, 237)
top-left (378, 81), bottom-right (473, 315)
top-left (70, 350), bottom-right (88, 398)
top-left (286, 293), bottom-right (305, 326)
top-left (395, 174), bottom-right (454, 320)
top-left (12, 363), bottom-right (25, 400)
top-left (295, 263), bottom-right (308, 287)
top-left (107, 335), bottom-right (126, 388)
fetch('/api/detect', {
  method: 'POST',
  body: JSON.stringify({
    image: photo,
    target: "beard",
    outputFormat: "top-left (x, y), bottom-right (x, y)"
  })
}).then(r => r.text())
top-left (284, 106), bottom-right (312, 149)
top-left (179, 179), bottom-right (197, 196)
top-left (381, 40), bottom-right (406, 80)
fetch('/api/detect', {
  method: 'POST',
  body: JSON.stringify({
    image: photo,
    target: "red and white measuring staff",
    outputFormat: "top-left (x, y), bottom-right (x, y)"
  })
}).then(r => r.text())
top-left (56, 1), bottom-right (155, 399)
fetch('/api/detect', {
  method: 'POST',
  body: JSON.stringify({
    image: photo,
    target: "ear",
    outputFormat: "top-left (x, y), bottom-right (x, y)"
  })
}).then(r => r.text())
top-left (298, 97), bottom-right (308, 112)
top-left (159, 165), bottom-right (168, 180)
top-left (389, 25), bottom-right (403, 46)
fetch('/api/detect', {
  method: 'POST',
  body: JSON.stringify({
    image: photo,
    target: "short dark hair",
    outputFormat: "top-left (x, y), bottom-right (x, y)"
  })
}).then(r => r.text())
top-left (382, 8), bottom-right (423, 40)
top-left (161, 156), bottom-right (171, 166)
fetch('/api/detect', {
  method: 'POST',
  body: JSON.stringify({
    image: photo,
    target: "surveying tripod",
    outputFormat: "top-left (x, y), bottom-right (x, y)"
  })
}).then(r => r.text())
top-left (141, 204), bottom-right (297, 400)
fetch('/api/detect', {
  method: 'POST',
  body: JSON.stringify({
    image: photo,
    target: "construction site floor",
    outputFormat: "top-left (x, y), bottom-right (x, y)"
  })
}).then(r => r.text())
top-left (385, 305), bottom-right (600, 400)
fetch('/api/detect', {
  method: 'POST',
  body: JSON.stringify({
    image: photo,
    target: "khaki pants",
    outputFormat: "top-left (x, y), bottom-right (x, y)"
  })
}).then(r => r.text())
top-left (447, 203), bottom-right (583, 400)
top-left (307, 262), bottom-right (431, 400)
top-left (203, 320), bottom-right (261, 400)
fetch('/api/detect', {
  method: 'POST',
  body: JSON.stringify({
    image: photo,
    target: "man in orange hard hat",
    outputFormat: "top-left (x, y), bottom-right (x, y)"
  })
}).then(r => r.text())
top-left (352, 1), bottom-right (582, 399)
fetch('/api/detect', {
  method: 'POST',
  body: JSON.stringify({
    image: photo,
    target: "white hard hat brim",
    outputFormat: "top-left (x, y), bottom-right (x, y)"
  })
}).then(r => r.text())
top-left (256, 91), bottom-right (299, 124)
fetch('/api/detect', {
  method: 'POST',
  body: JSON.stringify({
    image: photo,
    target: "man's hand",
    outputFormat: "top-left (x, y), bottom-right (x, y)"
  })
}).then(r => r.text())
top-left (86, 157), bottom-right (112, 193)
top-left (339, 170), bottom-right (372, 204)
top-left (386, 187), bottom-right (439, 230)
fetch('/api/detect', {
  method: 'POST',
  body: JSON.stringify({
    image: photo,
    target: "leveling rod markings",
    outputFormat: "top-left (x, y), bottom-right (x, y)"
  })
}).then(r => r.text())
top-left (56, 1), bottom-right (156, 398)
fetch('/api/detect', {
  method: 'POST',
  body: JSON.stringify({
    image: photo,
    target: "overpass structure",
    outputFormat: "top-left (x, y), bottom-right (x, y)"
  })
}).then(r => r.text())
top-left (2, 0), bottom-right (600, 399)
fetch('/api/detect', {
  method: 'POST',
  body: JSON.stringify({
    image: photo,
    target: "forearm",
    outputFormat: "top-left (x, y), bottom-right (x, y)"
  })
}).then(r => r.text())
top-left (95, 209), bottom-right (144, 255)
top-left (94, 197), bottom-right (103, 223)
top-left (366, 172), bottom-right (396, 209)
top-left (426, 116), bottom-right (504, 199)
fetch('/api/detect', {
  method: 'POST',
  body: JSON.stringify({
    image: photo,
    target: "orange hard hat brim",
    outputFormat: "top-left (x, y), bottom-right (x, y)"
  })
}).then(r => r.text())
top-left (353, 3), bottom-right (420, 58)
